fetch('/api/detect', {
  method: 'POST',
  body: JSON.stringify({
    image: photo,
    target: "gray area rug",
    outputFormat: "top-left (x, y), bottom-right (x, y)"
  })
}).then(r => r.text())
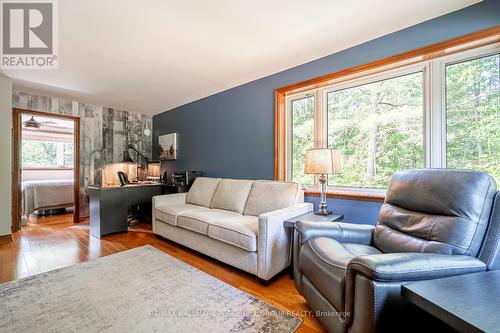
top-left (0, 245), bottom-right (301, 333)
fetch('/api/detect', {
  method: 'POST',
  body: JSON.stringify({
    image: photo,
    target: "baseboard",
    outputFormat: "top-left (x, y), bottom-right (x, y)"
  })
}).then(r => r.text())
top-left (0, 234), bottom-right (13, 245)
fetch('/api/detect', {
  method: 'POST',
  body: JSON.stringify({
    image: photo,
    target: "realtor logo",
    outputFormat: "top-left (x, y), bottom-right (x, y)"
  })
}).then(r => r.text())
top-left (1, 0), bottom-right (58, 68)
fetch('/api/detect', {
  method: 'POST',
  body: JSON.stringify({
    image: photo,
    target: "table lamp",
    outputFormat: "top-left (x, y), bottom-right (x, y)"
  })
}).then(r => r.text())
top-left (304, 148), bottom-right (342, 215)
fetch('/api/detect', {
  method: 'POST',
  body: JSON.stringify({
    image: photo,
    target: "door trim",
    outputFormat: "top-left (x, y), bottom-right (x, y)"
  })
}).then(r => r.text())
top-left (12, 108), bottom-right (81, 232)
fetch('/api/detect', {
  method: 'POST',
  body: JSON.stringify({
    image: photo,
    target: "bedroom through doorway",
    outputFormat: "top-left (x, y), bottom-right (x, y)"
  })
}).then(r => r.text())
top-left (12, 109), bottom-right (80, 232)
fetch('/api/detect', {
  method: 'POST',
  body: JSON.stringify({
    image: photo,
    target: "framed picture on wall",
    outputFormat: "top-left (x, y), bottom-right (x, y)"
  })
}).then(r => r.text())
top-left (159, 133), bottom-right (178, 160)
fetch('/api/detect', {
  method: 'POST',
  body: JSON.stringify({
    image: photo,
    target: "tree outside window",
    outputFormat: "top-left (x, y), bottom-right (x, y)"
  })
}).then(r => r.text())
top-left (287, 45), bottom-right (500, 189)
top-left (22, 140), bottom-right (74, 168)
top-left (446, 54), bottom-right (499, 183)
top-left (328, 72), bottom-right (424, 188)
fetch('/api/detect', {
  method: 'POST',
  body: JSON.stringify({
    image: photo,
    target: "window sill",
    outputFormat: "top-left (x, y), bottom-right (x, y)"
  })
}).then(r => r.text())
top-left (22, 167), bottom-right (74, 171)
top-left (304, 186), bottom-right (386, 202)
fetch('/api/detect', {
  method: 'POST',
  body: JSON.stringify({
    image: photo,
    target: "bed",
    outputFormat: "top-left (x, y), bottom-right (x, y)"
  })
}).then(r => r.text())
top-left (21, 179), bottom-right (75, 223)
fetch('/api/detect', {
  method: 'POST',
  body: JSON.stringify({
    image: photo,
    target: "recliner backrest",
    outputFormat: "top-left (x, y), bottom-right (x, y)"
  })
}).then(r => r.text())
top-left (374, 169), bottom-right (497, 256)
top-left (478, 191), bottom-right (500, 270)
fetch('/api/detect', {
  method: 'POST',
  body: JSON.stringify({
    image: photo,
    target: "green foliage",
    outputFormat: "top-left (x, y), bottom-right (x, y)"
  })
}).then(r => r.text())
top-left (22, 141), bottom-right (57, 167)
top-left (328, 72), bottom-right (424, 188)
top-left (446, 54), bottom-right (499, 183)
top-left (292, 97), bottom-right (314, 185)
top-left (291, 53), bottom-right (499, 188)
top-left (64, 143), bottom-right (74, 167)
top-left (22, 140), bottom-right (74, 168)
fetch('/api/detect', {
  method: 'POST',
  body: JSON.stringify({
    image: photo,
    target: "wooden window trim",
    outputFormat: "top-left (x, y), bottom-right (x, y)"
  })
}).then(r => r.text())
top-left (275, 26), bottom-right (500, 201)
top-left (305, 187), bottom-right (386, 202)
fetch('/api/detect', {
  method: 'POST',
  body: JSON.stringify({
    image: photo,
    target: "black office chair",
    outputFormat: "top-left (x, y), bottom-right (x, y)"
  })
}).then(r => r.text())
top-left (118, 171), bottom-right (130, 186)
top-left (117, 171), bottom-right (139, 224)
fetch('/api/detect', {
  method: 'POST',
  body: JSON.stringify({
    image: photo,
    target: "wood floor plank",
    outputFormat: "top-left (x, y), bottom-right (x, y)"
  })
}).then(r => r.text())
top-left (0, 213), bottom-right (326, 333)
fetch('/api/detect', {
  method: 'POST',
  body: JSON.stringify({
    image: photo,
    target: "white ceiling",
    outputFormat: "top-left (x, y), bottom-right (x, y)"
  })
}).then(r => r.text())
top-left (2, 0), bottom-right (480, 115)
top-left (21, 114), bottom-right (74, 129)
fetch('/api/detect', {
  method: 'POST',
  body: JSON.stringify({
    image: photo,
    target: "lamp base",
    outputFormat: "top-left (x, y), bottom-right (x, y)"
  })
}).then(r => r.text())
top-left (314, 209), bottom-right (332, 216)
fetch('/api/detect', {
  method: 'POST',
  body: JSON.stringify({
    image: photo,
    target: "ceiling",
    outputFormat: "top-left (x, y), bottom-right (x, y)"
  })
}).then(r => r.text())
top-left (21, 114), bottom-right (74, 142)
top-left (21, 114), bottom-right (74, 129)
top-left (2, 0), bottom-right (480, 115)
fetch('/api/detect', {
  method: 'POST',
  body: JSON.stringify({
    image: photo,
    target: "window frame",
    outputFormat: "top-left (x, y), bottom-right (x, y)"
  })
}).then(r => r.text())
top-left (21, 139), bottom-right (75, 169)
top-left (286, 90), bottom-right (316, 184)
top-left (287, 63), bottom-right (428, 188)
top-left (275, 29), bottom-right (500, 199)
top-left (437, 43), bottom-right (500, 169)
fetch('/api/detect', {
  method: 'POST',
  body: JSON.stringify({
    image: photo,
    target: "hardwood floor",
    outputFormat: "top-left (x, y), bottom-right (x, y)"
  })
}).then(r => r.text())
top-left (0, 213), bottom-right (326, 333)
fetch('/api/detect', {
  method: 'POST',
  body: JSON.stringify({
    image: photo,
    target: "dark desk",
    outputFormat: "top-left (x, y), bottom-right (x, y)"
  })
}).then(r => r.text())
top-left (402, 270), bottom-right (500, 333)
top-left (162, 184), bottom-right (190, 194)
top-left (88, 183), bottom-right (188, 239)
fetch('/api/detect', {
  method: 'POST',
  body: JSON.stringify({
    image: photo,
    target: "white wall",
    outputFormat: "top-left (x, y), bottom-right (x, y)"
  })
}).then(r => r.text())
top-left (0, 76), bottom-right (12, 236)
top-left (22, 169), bottom-right (74, 181)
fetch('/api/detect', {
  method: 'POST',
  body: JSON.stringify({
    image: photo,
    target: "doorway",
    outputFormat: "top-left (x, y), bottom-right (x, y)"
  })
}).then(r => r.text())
top-left (12, 108), bottom-right (80, 232)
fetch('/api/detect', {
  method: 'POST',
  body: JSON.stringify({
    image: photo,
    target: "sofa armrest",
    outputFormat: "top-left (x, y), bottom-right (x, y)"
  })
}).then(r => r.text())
top-left (256, 202), bottom-right (313, 280)
top-left (153, 193), bottom-right (187, 208)
top-left (348, 253), bottom-right (487, 282)
top-left (296, 221), bottom-right (375, 245)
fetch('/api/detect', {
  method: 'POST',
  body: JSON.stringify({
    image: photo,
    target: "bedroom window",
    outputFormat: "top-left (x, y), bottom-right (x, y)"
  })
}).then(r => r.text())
top-left (279, 40), bottom-right (500, 193)
top-left (22, 141), bottom-right (74, 168)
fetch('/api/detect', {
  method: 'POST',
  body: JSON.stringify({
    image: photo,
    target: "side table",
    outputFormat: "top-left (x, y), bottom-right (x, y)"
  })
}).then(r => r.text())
top-left (402, 270), bottom-right (500, 333)
top-left (284, 212), bottom-right (344, 279)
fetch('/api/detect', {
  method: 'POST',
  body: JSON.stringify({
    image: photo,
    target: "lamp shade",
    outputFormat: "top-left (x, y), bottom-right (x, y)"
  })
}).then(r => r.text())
top-left (331, 149), bottom-right (343, 174)
top-left (304, 149), bottom-right (333, 174)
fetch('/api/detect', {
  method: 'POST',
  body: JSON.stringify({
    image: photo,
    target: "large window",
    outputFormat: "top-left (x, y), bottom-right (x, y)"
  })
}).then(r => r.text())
top-left (446, 54), bottom-right (499, 180)
top-left (327, 72), bottom-right (424, 188)
top-left (286, 42), bottom-right (500, 189)
top-left (22, 140), bottom-right (74, 168)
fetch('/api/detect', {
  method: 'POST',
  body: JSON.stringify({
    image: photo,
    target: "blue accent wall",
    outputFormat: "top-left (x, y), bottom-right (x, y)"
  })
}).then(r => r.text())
top-left (153, 0), bottom-right (499, 223)
top-left (305, 197), bottom-right (383, 225)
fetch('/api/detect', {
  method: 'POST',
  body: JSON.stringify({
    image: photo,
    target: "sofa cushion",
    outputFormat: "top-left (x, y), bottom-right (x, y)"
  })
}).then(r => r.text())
top-left (208, 215), bottom-right (259, 252)
top-left (243, 181), bottom-right (300, 216)
top-left (185, 177), bottom-right (221, 207)
top-left (299, 237), bottom-right (381, 311)
top-left (211, 179), bottom-right (254, 213)
top-left (155, 204), bottom-right (208, 226)
top-left (178, 209), bottom-right (242, 235)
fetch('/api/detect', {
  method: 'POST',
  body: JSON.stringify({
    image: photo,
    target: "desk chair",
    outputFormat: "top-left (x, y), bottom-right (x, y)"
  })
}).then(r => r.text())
top-left (117, 171), bottom-right (139, 224)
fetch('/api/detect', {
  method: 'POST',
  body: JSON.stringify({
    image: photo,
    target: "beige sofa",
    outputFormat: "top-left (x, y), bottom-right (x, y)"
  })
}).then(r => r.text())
top-left (153, 177), bottom-right (312, 282)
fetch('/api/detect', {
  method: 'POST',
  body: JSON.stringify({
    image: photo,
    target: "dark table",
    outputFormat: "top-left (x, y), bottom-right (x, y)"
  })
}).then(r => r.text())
top-left (402, 270), bottom-right (500, 333)
top-left (88, 183), bottom-right (189, 239)
top-left (284, 211), bottom-right (344, 279)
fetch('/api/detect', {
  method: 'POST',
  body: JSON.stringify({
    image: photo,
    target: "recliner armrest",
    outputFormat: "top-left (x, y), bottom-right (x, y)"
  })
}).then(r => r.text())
top-left (295, 221), bottom-right (375, 245)
top-left (348, 253), bottom-right (487, 281)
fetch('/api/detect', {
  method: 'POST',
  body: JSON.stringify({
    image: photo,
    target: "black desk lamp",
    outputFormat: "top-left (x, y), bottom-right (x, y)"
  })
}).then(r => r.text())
top-left (122, 151), bottom-right (135, 164)
top-left (127, 144), bottom-right (149, 169)
top-left (122, 144), bottom-right (150, 181)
